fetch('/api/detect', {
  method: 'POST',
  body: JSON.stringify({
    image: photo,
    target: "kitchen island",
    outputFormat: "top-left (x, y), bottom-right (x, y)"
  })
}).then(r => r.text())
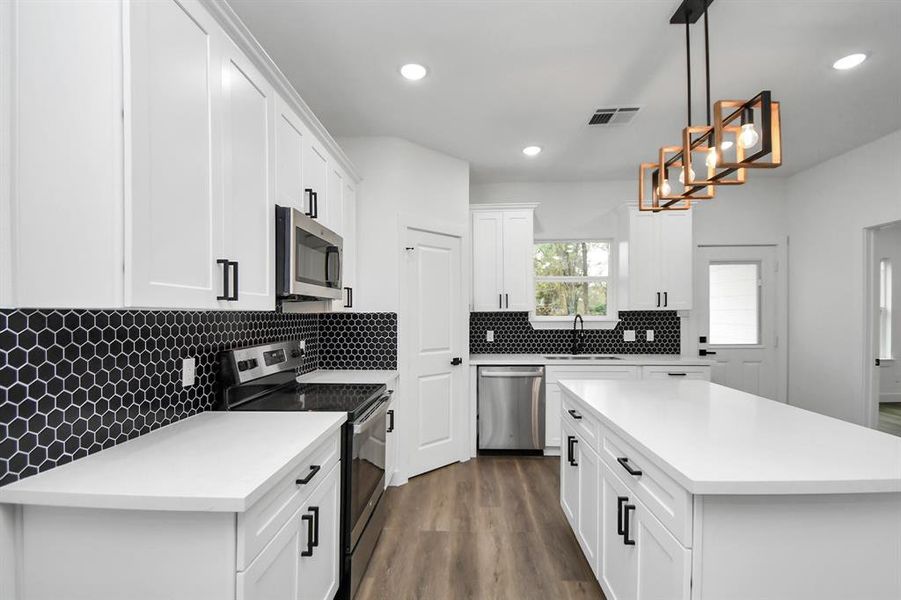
top-left (558, 379), bottom-right (901, 600)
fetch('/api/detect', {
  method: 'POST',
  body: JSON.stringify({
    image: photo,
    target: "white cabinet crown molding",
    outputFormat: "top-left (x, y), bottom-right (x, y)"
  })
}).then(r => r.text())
top-left (470, 202), bottom-right (540, 211)
top-left (200, 0), bottom-right (361, 184)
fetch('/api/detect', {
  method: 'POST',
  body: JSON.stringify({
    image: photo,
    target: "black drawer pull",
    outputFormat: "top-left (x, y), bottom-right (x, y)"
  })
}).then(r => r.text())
top-left (300, 513), bottom-right (314, 557)
top-left (617, 496), bottom-right (628, 536)
top-left (623, 504), bottom-right (636, 545)
top-left (617, 456), bottom-right (643, 477)
top-left (567, 409), bottom-right (582, 420)
top-left (296, 464), bottom-right (321, 485)
top-left (667, 372), bottom-right (687, 377)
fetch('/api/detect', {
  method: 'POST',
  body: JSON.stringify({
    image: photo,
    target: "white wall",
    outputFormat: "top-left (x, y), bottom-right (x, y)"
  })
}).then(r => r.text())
top-left (786, 129), bottom-right (901, 424)
top-left (874, 223), bottom-right (901, 402)
top-left (339, 136), bottom-right (470, 311)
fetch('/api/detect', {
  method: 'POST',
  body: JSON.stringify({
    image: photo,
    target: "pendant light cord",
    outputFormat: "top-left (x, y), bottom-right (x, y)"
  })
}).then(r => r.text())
top-left (685, 14), bottom-right (691, 127)
top-left (704, 4), bottom-right (711, 126)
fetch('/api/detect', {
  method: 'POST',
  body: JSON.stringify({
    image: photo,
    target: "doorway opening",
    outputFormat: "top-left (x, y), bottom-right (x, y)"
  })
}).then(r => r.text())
top-left (867, 221), bottom-right (901, 436)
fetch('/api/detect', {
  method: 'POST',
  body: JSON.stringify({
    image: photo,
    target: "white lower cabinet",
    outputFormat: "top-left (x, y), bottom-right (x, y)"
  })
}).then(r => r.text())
top-left (560, 422), bottom-right (578, 528)
top-left (576, 437), bottom-right (600, 576)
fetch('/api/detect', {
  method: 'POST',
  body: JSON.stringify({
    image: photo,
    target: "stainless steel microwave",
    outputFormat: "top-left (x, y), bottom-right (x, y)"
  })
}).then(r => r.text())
top-left (276, 205), bottom-right (343, 300)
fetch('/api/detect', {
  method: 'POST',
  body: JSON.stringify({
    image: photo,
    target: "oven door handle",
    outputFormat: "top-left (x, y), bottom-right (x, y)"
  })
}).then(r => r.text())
top-left (353, 393), bottom-right (392, 434)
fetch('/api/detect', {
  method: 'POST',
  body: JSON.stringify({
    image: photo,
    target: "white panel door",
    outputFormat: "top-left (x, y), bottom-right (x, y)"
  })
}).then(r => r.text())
top-left (303, 138), bottom-right (328, 222)
top-left (545, 383), bottom-right (561, 447)
top-left (237, 508), bottom-right (302, 600)
top-left (407, 228), bottom-right (465, 477)
top-left (502, 210), bottom-right (534, 311)
top-left (627, 209), bottom-right (660, 310)
top-left (275, 99), bottom-right (306, 213)
top-left (659, 211), bottom-right (693, 310)
top-left (335, 180), bottom-right (357, 311)
top-left (471, 211), bottom-right (504, 311)
top-left (634, 502), bottom-right (691, 600)
top-left (560, 423), bottom-right (578, 529)
top-left (298, 463), bottom-right (341, 600)
top-left (219, 42), bottom-right (274, 310)
top-left (325, 167), bottom-right (344, 235)
top-left (601, 463), bottom-right (638, 600)
top-left (126, 0), bottom-right (222, 309)
top-left (695, 245), bottom-right (780, 400)
top-left (576, 439), bottom-right (600, 576)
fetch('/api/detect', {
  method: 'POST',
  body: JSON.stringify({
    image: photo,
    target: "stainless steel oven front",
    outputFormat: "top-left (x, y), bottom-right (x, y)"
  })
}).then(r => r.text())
top-left (276, 205), bottom-right (343, 300)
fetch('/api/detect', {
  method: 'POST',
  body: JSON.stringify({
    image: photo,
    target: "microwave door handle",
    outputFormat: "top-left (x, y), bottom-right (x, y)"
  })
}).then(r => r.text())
top-left (325, 246), bottom-right (340, 286)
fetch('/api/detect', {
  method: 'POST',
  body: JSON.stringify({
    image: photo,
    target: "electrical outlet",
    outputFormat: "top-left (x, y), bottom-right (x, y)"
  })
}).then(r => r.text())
top-left (646, 330), bottom-right (655, 342)
top-left (299, 340), bottom-right (306, 351)
top-left (486, 330), bottom-right (494, 342)
top-left (623, 330), bottom-right (636, 342)
top-left (181, 358), bottom-right (196, 387)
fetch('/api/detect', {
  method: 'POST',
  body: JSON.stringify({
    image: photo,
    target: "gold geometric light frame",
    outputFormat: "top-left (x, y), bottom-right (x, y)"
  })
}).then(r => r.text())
top-left (713, 90), bottom-right (782, 170)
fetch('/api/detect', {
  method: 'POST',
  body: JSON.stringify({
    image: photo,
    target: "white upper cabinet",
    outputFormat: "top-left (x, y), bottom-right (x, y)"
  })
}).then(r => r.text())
top-left (126, 0), bottom-right (223, 309)
top-left (333, 179), bottom-right (357, 311)
top-left (617, 206), bottom-right (693, 311)
top-left (325, 166), bottom-right (344, 236)
top-left (471, 205), bottom-right (537, 312)
top-left (275, 98), bottom-right (308, 214)
top-left (303, 138), bottom-right (329, 222)
top-left (219, 41), bottom-right (275, 311)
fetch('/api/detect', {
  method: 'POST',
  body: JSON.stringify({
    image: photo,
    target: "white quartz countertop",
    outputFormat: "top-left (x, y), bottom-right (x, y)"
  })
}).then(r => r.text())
top-left (559, 379), bottom-right (901, 495)
top-left (0, 412), bottom-right (346, 512)
top-left (297, 370), bottom-right (398, 386)
top-left (470, 353), bottom-right (714, 366)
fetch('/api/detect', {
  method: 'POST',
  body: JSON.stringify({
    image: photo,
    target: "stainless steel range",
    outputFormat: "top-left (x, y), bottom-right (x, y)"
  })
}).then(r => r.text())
top-left (218, 340), bottom-right (389, 600)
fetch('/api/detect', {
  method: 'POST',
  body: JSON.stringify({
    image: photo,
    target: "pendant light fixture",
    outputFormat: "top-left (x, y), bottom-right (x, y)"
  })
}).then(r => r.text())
top-left (639, 0), bottom-right (782, 212)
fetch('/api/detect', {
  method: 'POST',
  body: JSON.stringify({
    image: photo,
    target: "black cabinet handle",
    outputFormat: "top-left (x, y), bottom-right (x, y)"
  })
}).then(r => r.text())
top-left (567, 409), bottom-right (582, 420)
top-left (387, 409), bottom-right (395, 433)
top-left (617, 496), bottom-right (628, 535)
top-left (656, 292), bottom-right (661, 308)
top-left (664, 291), bottom-right (668, 307)
top-left (344, 286), bottom-right (353, 308)
top-left (499, 294), bottom-right (502, 309)
top-left (570, 437), bottom-right (579, 467)
top-left (451, 357), bottom-right (463, 366)
top-left (312, 191), bottom-right (319, 219)
top-left (309, 506), bottom-right (320, 548)
top-left (296, 464), bottom-right (321, 485)
top-left (617, 456), bottom-right (643, 477)
top-left (300, 513), bottom-right (314, 557)
top-left (623, 504), bottom-right (636, 545)
top-left (217, 259), bottom-right (230, 301)
top-left (505, 293), bottom-right (509, 308)
top-left (667, 372), bottom-right (687, 377)
top-left (699, 349), bottom-right (717, 356)
top-left (229, 261), bottom-right (239, 301)
top-left (304, 188), bottom-right (314, 217)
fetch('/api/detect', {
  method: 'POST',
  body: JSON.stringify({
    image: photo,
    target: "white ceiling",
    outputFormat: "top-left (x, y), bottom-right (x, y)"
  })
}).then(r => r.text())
top-left (229, 0), bottom-right (901, 183)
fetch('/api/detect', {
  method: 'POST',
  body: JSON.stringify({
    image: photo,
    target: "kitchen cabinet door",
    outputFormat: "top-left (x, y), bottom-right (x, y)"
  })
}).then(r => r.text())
top-left (560, 423), bottom-right (579, 530)
top-left (325, 166), bottom-right (344, 235)
top-left (303, 138), bottom-right (328, 222)
top-left (577, 439), bottom-right (600, 576)
top-left (385, 393), bottom-right (397, 488)
top-left (501, 210), bottom-right (535, 311)
top-left (545, 383), bottom-right (561, 448)
top-left (126, 0), bottom-right (223, 309)
top-left (601, 463), bottom-right (638, 600)
top-left (275, 99), bottom-right (307, 214)
top-left (237, 507), bottom-right (303, 600)
top-left (634, 500), bottom-right (692, 600)
top-left (219, 42), bottom-right (275, 311)
top-left (334, 179), bottom-right (357, 312)
top-left (626, 209), bottom-right (660, 311)
top-left (471, 211), bottom-right (504, 311)
top-left (658, 211), bottom-right (693, 310)
top-left (299, 462), bottom-right (341, 600)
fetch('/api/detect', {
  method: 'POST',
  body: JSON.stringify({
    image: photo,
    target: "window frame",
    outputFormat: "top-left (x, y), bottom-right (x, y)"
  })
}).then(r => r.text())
top-left (706, 260), bottom-right (763, 347)
top-left (879, 257), bottom-right (893, 360)
top-left (530, 238), bottom-right (619, 329)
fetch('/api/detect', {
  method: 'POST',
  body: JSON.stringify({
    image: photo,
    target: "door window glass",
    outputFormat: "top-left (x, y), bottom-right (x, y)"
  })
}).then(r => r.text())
top-left (709, 262), bottom-right (760, 345)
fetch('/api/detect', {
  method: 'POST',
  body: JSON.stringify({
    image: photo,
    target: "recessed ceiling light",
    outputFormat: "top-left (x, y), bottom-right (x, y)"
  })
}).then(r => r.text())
top-left (832, 53), bottom-right (867, 70)
top-left (522, 146), bottom-right (542, 157)
top-left (400, 63), bottom-right (428, 81)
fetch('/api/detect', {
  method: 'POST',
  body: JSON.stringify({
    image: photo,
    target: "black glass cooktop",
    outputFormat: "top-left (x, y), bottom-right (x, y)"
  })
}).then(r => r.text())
top-left (232, 382), bottom-right (386, 420)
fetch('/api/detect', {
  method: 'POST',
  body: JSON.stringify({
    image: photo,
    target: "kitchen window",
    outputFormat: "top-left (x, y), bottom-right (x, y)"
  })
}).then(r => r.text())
top-left (879, 258), bottom-right (893, 359)
top-left (533, 240), bottom-right (614, 324)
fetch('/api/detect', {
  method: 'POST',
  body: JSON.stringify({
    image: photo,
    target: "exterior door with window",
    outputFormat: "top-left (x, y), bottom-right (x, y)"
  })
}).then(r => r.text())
top-left (694, 246), bottom-right (780, 400)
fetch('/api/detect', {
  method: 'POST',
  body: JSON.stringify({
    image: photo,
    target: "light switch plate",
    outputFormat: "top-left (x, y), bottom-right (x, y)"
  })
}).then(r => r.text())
top-left (486, 330), bottom-right (494, 342)
top-left (181, 358), bottom-right (196, 387)
top-left (623, 330), bottom-right (636, 342)
top-left (299, 340), bottom-right (306, 351)
top-left (646, 330), bottom-right (655, 341)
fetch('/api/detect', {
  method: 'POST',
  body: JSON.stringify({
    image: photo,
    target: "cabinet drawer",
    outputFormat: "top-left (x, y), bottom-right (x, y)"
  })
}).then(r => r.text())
top-left (237, 432), bottom-right (340, 570)
top-left (546, 365), bottom-right (641, 384)
top-left (641, 365), bottom-right (710, 380)
top-left (599, 426), bottom-right (692, 547)
top-left (561, 392), bottom-right (600, 453)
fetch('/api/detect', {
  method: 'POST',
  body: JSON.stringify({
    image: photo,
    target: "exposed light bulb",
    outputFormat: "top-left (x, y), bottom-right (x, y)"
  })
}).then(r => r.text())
top-left (705, 147), bottom-right (718, 168)
top-left (658, 178), bottom-right (672, 197)
top-left (678, 166), bottom-right (695, 184)
top-left (739, 123), bottom-right (759, 149)
top-left (720, 140), bottom-right (734, 151)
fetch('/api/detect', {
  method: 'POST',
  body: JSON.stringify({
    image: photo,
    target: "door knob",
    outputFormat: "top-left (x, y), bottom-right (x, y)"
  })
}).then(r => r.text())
top-left (450, 357), bottom-right (463, 366)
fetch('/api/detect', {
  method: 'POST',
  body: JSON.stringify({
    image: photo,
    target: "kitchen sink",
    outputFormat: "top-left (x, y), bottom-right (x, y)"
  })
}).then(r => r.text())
top-left (544, 355), bottom-right (623, 361)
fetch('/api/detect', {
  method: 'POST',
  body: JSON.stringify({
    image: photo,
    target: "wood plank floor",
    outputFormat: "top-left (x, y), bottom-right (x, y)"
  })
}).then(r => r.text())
top-left (356, 456), bottom-right (605, 600)
top-left (878, 402), bottom-right (901, 437)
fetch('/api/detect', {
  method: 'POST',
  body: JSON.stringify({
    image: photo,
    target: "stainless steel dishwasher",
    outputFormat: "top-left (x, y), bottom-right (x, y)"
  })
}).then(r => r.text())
top-left (477, 366), bottom-right (545, 451)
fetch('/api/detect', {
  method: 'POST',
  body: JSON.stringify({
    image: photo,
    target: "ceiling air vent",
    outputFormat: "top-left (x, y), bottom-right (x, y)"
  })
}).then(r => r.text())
top-left (588, 106), bottom-right (640, 126)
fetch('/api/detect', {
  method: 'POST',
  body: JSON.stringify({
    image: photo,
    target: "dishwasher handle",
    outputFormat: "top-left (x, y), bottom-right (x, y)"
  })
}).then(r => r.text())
top-left (479, 369), bottom-right (544, 378)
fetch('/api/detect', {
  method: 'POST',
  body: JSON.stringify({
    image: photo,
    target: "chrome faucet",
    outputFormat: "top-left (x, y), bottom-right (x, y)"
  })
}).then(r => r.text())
top-left (571, 314), bottom-right (585, 355)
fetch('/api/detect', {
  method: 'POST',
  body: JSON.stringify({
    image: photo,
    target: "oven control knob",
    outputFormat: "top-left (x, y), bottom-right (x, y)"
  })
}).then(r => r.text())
top-left (291, 348), bottom-right (301, 358)
top-left (237, 360), bottom-right (249, 372)
top-left (237, 359), bottom-right (258, 372)
top-left (247, 359), bottom-right (258, 370)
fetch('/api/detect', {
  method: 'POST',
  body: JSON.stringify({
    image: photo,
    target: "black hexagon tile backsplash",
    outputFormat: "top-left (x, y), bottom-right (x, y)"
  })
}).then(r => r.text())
top-left (0, 309), bottom-right (397, 486)
top-left (469, 311), bottom-right (681, 355)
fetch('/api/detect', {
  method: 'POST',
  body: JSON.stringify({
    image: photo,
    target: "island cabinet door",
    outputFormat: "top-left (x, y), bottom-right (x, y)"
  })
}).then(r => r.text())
top-left (600, 463), bottom-right (637, 600)
top-left (576, 439), bottom-right (600, 576)
top-left (633, 502), bottom-right (691, 600)
top-left (237, 507), bottom-right (303, 600)
top-left (298, 461), bottom-right (341, 600)
top-left (560, 423), bottom-right (579, 529)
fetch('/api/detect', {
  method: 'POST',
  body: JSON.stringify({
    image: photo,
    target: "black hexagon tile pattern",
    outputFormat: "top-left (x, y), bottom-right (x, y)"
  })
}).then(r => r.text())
top-left (0, 309), bottom-right (398, 486)
top-left (319, 313), bottom-right (397, 370)
top-left (469, 311), bottom-right (681, 354)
